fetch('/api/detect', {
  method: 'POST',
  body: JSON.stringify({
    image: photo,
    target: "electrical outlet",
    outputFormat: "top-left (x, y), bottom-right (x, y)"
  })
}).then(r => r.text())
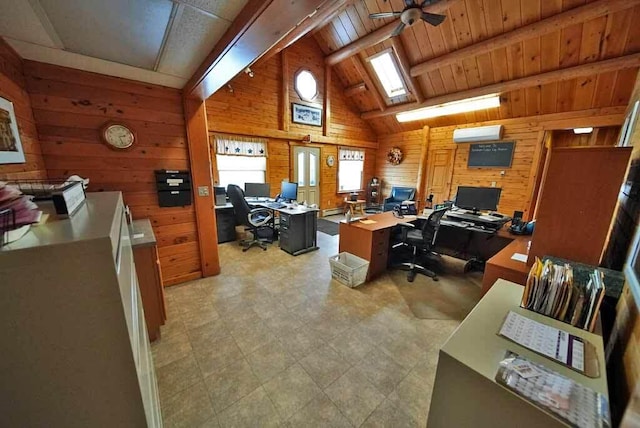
top-left (491, 181), bottom-right (496, 187)
top-left (198, 186), bottom-right (209, 197)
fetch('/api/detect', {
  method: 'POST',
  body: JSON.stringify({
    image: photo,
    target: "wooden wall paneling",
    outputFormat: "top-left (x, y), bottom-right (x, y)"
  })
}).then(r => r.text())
top-left (522, 131), bottom-right (546, 220)
top-left (281, 50), bottom-right (290, 131)
top-left (391, 38), bottom-right (423, 103)
top-left (0, 40), bottom-right (46, 181)
top-left (352, 55), bottom-right (386, 111)
top-left (415, 126), bottom-right (430, 206)
top-left (323, 65), bottom-right (331, 136)
top-left (539, 0), bottom-right (562, 115)
top-left (521, 1), bottom-right (542, 117)
top-left (22, 60), bottom-right (203, 286)
top-left (376, 129), bottom-right (424, 198)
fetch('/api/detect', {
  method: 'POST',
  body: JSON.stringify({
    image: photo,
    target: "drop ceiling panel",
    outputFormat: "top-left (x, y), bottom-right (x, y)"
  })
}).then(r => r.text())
top-left (0, 0), bottom-right (59, 48)
top-left (177, 0), bottom-right (249, 21)
top-left (38, 0), bottom-right (173, 70)
top-left (157, 4), bottom-right (230, 78)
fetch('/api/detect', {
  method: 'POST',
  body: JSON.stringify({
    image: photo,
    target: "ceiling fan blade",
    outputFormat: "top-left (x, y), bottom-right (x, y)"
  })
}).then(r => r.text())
top-left (369, 12), bottom-right (402, 19)
top-left (422, 12), bottom-right (446, 26)
top-left (391, 22), bottom-right (406, 37)
top-left (421, 0), bottom-right (441, 6)
top-left (404, 0), bottom-right (415, 6)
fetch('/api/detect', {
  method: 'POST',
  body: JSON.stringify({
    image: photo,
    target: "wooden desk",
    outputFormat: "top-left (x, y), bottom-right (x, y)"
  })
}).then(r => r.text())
top-left (428, 280), bottom-right (608, 428)
top-left (339, 211), bottom-right (415, 280)
top-left (343, 199), bottom-right (366, 216)
top-left (481, 236), bottom-right (531, 295)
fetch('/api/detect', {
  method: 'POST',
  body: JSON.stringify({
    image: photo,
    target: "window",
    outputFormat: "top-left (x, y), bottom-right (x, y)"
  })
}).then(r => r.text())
top-left (216, 155), bottom-right (266, 189)
top-left (294, 69), bottom-right (318, 101)
top-left (338, 148), bottom-right (365, 193)
top-left (213, 134), bottom-right (268, 190)
top-left (367, 50), bottom-right (407, 99)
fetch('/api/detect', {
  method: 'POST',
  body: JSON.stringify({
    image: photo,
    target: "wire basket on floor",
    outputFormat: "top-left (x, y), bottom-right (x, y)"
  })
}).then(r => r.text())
top-left (329, 252), bottom-right (369, 288)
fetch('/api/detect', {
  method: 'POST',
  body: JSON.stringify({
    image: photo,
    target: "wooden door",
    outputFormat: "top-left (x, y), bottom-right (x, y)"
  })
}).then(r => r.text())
top-left (425, 149), bottom-right (455, 205)
top-left (293, 146), bottom-right (320, 205)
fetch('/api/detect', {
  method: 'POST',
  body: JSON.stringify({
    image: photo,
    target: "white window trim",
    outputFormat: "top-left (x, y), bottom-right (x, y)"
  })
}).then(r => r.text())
top-left (365, 48), bottom-right (408, 101)
top-left (337, 148), bottom-right (365, 193)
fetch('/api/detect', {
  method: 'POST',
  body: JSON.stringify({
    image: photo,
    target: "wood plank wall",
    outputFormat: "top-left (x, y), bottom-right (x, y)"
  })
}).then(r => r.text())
top-left (376, 130), bottom-right (423, 199)
top-left (206, 36), bottom-right (377, 210)
top-left (22, 61), bottom-right (200, 287)
top-left (0, 39), bottom-right (46, 180)
top-left (553, 126), bottom-right (621, 148)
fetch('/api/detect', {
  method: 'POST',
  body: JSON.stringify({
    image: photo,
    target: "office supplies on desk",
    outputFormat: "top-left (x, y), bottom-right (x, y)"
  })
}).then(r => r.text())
top-left (499, 311), bottom-right (600, 377)
top-left (495, 351), bottom-right (610, 428)
top-left (267, 202), bottom-right (286, 209)
top-left (511, 253), bottom-right (528, 262)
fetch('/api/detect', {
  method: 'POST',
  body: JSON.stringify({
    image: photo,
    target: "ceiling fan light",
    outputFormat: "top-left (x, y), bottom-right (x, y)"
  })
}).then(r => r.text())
top-left (396, 94), bottom-right (501, 122)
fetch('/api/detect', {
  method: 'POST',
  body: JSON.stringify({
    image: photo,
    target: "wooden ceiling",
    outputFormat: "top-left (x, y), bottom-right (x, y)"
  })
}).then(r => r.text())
top-left (312, 0), bottom-right (640, 135)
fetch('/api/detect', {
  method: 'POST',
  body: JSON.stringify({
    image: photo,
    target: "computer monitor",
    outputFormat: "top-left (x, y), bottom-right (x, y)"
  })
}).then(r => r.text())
top-left (244, 182), bottom-right (270, 198)
top-left (455, 186), bottom-right (501, 214)
top-left (280, 181), bottom-right (298, 202)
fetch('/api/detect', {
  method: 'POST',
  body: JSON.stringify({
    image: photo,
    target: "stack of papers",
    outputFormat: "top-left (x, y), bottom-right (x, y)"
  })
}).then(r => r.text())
top-left (1, 182), bottom-right (43, 244)
top-left (522, 258), bottom-right (605, 332)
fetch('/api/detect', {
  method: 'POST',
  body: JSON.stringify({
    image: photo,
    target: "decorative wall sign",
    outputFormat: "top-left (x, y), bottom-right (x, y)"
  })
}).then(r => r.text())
top-left (292, 103), bottom-right (322, 127)
top-left (0, 96), bottom-right (25, 164)
top-left (387, 147), bottom-right (403, 165)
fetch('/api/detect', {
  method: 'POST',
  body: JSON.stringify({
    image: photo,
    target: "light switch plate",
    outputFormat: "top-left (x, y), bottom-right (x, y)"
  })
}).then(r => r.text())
top-left (198, 186), bottom-right (209, 197)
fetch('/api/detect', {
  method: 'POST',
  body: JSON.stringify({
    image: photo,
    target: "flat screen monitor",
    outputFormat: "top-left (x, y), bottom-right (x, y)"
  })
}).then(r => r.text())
top-left (455, 186), bottom-right (501, 213)
top-left (280, 181), bottom-right (298, 202)
top-left (245, 182), bottom-right (270, 198)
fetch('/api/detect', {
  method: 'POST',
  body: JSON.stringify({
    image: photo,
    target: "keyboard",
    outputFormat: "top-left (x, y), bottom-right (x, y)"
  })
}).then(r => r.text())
top-left (267, 202), bottom-right (286, 209)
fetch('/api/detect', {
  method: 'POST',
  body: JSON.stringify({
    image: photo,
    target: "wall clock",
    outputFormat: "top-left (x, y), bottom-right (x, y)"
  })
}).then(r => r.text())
top-left (387, 147), bottom-right (403, 165)
top-left (101, 122), bottom-right (136, 150)
top-left (326, 155), bottom-right (335, 167)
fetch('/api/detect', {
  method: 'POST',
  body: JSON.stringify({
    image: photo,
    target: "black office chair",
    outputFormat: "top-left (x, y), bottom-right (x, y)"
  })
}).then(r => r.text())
top-left (392, 208), bottom-right (448, 282)
top-left (227, 184), bottom-right (273, 251)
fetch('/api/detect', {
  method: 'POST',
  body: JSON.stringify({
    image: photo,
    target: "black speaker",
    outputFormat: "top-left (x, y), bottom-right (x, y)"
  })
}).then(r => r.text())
top-left (512, 210), bottom-right (524, 225)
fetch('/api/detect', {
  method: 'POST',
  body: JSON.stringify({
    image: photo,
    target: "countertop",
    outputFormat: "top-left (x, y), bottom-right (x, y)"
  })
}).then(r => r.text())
top-left (130, 219), bottom-right (156, 248)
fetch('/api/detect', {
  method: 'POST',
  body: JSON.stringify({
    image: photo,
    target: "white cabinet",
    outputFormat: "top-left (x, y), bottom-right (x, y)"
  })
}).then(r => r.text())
top-left (0, 192), bottom-right (162, 427)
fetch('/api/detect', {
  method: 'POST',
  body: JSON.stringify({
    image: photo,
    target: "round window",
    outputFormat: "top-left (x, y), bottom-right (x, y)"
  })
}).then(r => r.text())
top-left (294, 69), bottom-right (318, 101)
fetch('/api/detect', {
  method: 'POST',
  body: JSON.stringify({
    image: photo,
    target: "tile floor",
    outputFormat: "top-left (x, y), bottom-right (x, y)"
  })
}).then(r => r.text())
top-left (152, 232), bottom-right (462, 427)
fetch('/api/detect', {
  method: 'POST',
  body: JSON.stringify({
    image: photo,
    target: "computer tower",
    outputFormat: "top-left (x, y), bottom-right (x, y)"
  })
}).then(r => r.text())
top-left (214, 187), bottom-right (227, 206)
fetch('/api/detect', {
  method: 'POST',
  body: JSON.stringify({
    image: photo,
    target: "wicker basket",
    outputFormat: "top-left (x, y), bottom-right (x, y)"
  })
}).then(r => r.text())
top-left (329, 252), bottom-right (369, 288)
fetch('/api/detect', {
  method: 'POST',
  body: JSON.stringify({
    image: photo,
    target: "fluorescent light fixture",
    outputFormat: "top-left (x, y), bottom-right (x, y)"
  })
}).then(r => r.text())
top-left (573, 127), bottom-right (593, 134)
top-left (396, 94), bottom-right (501, 122)
top-left (369, 51), bottom-right (407, 98)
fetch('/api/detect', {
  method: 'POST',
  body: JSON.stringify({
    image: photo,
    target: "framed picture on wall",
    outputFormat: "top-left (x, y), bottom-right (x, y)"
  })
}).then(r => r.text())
top-left (292, 103), bottom-right (322, 127)
top-left (0, 96), bottom-right (25, 164)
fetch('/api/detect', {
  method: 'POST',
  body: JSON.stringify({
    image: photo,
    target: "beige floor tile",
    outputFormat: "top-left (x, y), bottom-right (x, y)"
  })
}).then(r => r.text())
top-left (217, 386), bottom-right (281, 428)
top-left (355, 348), bottom-right (409, 396)
top-left (329, 328), bottom-right (375, 366)
top-left (276, 325), bottom-right (327, 360)
top-left (231, 320), bottom-right (278, 355)
top-left (194, 335), bottom-right (244, 378)
top-left (324, 367), bottom-right (385, 427)
top-left (204, 359), bottom-right (261, 414)
top-left (284, 393), bottom-right (351, 428)
top-left (181, 303), bottom-right (221, 330)
top-left (262, 310), bottom-right (305, 338)
top-left (378, 335), bottom-right (426, 371)
top-left (152, 332), bottom-right (193, 369)
top-left (246, 340), bottom-right (296, 383)
top-left (197, 417), bottom-right (220, 428)
top-left (263, 363), bottom-right (323, 420)
top-left (187, 319), bottom-right (230, 352)
top-left (299, 344), bottom-right (350, 389)
top-left (162, 381), bottom-right (215, 428)
top-left (388, 372), bottom-right (434, 427)
top-left (361, 399), bottom-right (418, 428)
top-left (156, 353), bottom-right (202, 404)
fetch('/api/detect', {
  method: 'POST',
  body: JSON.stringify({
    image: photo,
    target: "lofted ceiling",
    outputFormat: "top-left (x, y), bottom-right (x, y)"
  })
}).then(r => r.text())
top-left (0, 0), bottom-right (248, 88)
top-left (312, 0), bottom-right (640, 134)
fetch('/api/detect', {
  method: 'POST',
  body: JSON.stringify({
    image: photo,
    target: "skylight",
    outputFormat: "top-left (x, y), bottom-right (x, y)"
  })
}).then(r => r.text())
top-left (368, 51), bottom-right (407, 99)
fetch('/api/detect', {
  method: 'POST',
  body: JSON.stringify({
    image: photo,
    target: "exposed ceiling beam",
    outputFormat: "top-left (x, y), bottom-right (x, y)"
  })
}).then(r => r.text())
top-left (185, 0), bottom-right (329, 101)
top-left (352, 55), bottom-right (386, 111)
top-left (344, 82), bottom-right (366, 97)
top-left (361, 53), bottom-right (640, 119)
top-left (391, 37), bottom-right (424, 103)
top-left (324, 0), bottom-right (458, 66)
top-left (256, 0), bottom-right (355, 66)
top-left (411, 0), bottom-right (640, 77)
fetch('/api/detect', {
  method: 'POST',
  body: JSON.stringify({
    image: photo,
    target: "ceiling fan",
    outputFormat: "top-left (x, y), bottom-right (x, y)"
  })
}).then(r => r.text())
top-left (369, 0), bottom-right (447, 37)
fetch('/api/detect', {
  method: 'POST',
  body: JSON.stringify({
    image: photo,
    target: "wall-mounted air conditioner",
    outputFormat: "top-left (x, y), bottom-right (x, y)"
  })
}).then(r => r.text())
top-left (453, 125), bottom-right (503, 143)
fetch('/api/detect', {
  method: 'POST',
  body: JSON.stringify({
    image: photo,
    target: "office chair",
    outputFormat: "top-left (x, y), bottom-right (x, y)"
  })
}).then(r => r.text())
top-left (383, 186), bottom-right (416, 212)
top-left (392, 208), bottom-right (447, 282)
top-left (227, 184), bottom-right (273, 251)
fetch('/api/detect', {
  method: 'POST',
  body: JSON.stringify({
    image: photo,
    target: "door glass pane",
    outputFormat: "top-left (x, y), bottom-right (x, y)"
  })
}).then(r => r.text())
top-left (297, 151), bottom-right (305, 186)
top-left (309, 153), bottom-right (317, 186)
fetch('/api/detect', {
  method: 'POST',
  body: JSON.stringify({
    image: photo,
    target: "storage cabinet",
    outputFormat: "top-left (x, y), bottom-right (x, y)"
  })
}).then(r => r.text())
top-left (528, 146), bottom-right (631, 265)
top-left (132, 219), bottom-right (166, 342)
top-left (0, 192), bottom-right (162, 427)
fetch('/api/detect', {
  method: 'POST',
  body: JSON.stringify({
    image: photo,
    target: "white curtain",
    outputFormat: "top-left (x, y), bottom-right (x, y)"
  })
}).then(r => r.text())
top-left (213, 134), bottom-right (268, 157)
top-left (339, 148), bottom-right (365, 161)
